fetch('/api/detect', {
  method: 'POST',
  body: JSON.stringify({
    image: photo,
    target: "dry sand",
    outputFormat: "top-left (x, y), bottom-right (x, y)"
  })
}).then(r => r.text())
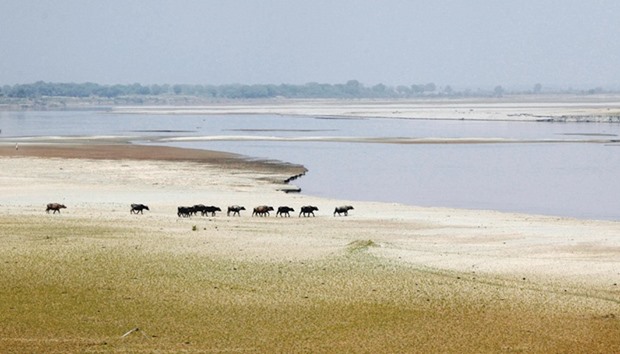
top-left (1, 143), bottom-right (618, 289)
top-left (111, 95), bottom-right (620, 122)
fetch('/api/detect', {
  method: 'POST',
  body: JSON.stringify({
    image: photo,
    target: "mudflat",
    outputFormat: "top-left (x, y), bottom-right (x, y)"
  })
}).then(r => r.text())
top-left (0, 142), bottom-right (619, 352)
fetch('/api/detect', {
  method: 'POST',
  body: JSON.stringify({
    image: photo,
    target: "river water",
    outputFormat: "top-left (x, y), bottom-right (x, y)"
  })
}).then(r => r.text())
top-left (1, 110), bottom-right (620, 220)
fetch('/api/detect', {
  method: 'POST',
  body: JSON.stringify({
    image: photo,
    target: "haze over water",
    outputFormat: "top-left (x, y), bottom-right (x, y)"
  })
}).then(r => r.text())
top-left (2, 110), bottom-right (620, 220)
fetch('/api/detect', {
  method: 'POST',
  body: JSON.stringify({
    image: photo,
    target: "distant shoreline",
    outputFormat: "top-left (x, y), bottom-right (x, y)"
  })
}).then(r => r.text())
top-left (108, 96), bottom-right (620, 122)
top-left (3, 95), bottom-right (620, 122)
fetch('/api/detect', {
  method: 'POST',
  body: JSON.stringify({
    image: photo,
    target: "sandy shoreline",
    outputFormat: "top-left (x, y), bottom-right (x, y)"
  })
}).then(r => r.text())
top-left (1, 142), bottom-right (619, 290)
top-left (109, 96), bottom-right (620, 122)
top-left (0, 143), bottom-right (306, 178)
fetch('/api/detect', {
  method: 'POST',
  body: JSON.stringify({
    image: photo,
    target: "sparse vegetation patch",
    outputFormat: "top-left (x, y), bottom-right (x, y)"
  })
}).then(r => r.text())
top-left (0, 215), bottom-right (618, 352)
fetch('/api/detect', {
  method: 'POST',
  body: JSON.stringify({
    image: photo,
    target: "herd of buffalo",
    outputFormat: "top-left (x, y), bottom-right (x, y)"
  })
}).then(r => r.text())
top-left (46, 202), bottom-right (354, 217)
top-left (173, 204), bottom-right (354, 217)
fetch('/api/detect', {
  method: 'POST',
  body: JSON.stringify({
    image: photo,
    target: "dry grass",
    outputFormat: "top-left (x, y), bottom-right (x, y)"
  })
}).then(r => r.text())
top-left (0, 215), bottom-right (619, 353)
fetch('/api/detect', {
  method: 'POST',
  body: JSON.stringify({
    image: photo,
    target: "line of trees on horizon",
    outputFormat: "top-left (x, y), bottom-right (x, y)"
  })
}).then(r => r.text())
top-left (0, 80), bottom-right (611, 101)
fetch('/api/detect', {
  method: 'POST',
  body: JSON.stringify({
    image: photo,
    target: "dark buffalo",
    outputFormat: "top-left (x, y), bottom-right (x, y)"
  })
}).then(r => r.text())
top-left (276, 206), bottom-right (294, 217)
top-left (334, 205), bottom-right (354, 216)
top-left (299, 205), bottom-right (318, 217)
top-left (202, 205), bottom-right (222, 217)
top-left (193, 204), bottom-right (208, 216)
top-left (192, 204), bottom-right (207, 214)
top-left (252, 205), bottom-right (274, 217)
top-left (193, 204), bottom-right (221, 217)
top-left (46, 203), bottom-right (66, 214)
top-left (177, 206), bottom-right (195, 218)
top-left (227, 205), bottom-right (245, 216)
top-left (130, 203), bottom-right (149, 214)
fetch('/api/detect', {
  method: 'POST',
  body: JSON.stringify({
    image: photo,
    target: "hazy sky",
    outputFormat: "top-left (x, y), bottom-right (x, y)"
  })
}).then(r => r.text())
top-left (1, 1), bottom-right (619, 89)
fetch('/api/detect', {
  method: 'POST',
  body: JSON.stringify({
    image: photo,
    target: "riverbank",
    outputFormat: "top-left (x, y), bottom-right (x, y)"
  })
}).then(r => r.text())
top-left (0, 143), bottom-right (618, 352)
top-left (110, 95), bottom-right (620, 122)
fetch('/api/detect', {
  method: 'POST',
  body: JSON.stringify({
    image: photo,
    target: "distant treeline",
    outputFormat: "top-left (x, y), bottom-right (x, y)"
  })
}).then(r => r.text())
top-left (0, 80), bottom-right (442, 99)
top-left (0, 80), bottom-right (610, 100)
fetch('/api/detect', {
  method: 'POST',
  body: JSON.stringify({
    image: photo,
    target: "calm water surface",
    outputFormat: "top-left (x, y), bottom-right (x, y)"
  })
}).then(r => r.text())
top-left (2, 110), bottom-right (620, 220)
